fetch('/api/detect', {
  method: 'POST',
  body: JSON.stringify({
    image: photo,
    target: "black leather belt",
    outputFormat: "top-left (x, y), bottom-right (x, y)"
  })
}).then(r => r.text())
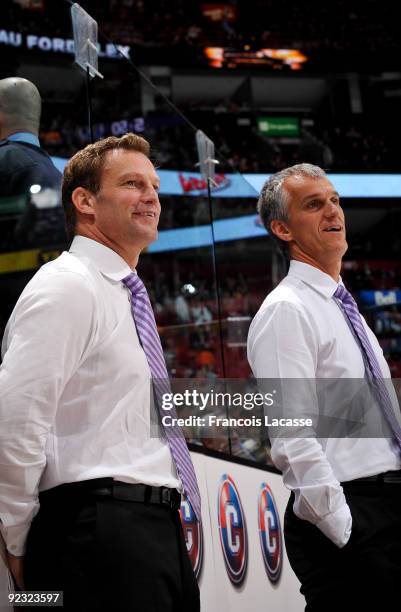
top-left (342, 469), bottom-right (401, 486)
top-left (40, 478), bottom-right (182, 510)
top-left (91, 482), bottom-right (182, 509)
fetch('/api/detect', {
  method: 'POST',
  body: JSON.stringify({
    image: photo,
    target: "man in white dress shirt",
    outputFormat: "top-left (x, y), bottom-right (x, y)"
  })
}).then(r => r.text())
top-left (0, 133), bottom-right (200, 611)
top-left (247, 163), bottom-right (401, 610)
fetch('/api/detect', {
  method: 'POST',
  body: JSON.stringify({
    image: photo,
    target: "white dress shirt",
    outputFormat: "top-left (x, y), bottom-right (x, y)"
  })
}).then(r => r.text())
top-left (0, 236), bottom-right (180, 555)
top-left (247, 260), bottom-right (400, 547)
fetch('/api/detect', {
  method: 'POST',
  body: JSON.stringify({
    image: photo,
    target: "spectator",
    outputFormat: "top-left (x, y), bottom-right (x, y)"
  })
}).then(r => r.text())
top-left (191, 299), bottom-right (212, 324)
top-left (0, 78), bottom-right (62, 198)
top-left (174, 291), bottom-right (191, 323)
top-left (0, 77), bottom-right (64, 250)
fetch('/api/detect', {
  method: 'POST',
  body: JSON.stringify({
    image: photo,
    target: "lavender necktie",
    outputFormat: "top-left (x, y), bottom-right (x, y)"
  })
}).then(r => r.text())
top-left (334, 285), bottom-right (401, 449)
top-left (122, 272), bottom-right (201, 519)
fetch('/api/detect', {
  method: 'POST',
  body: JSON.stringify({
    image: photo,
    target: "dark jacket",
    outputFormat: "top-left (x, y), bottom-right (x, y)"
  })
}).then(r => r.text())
top-left (0, 140), bottom-right (62, 197)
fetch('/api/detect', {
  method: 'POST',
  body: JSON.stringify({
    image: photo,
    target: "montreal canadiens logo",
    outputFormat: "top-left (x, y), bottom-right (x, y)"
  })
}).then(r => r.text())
top-left (217, 474), bottom-right (248, 585)
top-left (258, 483), bottom-right (283, 583)
top-left (180, 499), bottom-right (203, 579)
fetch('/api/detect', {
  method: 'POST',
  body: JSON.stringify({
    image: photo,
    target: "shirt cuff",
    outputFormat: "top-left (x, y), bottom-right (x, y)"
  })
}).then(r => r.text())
top-left (0, 522), bottom-right (31, 556)
top-left (316, 503), bottom-right (352, 548)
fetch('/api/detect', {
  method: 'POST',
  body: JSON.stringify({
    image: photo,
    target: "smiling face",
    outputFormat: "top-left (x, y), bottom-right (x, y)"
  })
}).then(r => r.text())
top-left (74, 148), bottom-right (161, 266)
top-left (271, 174), bottom-right (348, 279)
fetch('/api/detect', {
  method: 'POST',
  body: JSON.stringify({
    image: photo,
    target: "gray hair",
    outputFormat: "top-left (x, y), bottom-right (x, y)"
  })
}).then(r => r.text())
top-left (257, 163), bottom-right (326, 257)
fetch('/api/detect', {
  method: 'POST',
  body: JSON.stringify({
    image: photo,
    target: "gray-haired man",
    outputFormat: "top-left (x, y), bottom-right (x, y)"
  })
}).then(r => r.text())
top-left (247, 163), bottom-right (401, 611)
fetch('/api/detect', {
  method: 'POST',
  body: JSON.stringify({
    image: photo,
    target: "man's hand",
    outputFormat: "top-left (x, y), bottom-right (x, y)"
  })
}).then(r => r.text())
top-left (6, 552), bottom-right (25, 590)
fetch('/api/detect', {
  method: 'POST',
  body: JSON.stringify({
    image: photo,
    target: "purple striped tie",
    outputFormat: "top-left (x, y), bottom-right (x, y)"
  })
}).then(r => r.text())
top-left (334, 285), bottom-right (401, 450)
top-left (122, 272), bottom-right (201, 519)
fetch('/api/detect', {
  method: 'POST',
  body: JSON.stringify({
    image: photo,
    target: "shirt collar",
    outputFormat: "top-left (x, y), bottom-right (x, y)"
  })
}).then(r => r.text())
top-left (69, 235), bottom-right (134, 281)
top-left (288, 260), bottom-right (343, 298)
top-left (7, 132), bottom-right (40, 147)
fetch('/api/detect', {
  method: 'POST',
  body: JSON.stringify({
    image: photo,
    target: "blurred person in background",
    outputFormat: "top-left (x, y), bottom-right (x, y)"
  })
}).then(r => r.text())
top-left (0, 77), bottom-right (63, 250)
top-left (0, 77), bottom-right (61, 198)
top-left (191, 298), bottom-right (212, 325)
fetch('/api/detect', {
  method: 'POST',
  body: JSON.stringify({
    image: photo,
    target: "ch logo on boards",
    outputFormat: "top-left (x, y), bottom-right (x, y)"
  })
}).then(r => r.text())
top-left (258, 482), bottom-right (283, 583)
top-left (180, 499), bottom-right (203, 579)
top-left (217, 474), bottom-right (248, 585)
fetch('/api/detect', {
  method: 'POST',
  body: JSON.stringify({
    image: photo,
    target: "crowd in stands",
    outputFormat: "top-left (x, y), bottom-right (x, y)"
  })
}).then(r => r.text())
top-left (342, 260), bottom-right (401, 293)
top-left (140, 256), bottom-right (401, 382)
top-left (4, 0), bottom-right (399, 172)
top-left (2, 0), bottom-right (398, 81)
top-left (38, 109), bottom-right (400, 173)
top-left (6, 0), bottom-right (398, 71)
top-left (138, 261), bottom-right (265, 379)
top-left (334, 260), bottom-right (401, 377)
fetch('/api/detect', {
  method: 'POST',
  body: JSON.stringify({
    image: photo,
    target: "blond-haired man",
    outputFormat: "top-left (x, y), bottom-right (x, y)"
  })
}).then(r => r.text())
top-left (0, 133), bottom-right (200, 611)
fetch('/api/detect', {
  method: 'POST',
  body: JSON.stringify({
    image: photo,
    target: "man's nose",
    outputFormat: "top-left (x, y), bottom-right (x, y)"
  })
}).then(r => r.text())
top-left (323, 200), bottom-right (339, 216)
top-left (143, 184), bottom-right (159, 203)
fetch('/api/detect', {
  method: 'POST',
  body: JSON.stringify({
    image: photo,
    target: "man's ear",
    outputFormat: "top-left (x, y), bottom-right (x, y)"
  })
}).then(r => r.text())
top-left (270, 219), bottom-right (292, 243)
top-left (71, 187), bottom-right (96, 217)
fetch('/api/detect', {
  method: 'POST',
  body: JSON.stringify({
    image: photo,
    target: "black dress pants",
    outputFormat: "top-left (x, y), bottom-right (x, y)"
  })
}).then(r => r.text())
top-left (24, 482), bottom-right (200, 612)
top-left (284, 480), bottom-right (401, 612)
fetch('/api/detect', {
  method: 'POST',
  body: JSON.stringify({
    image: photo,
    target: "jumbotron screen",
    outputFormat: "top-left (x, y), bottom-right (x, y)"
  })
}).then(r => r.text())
top-left (204, 47), bottom-right (308, 70)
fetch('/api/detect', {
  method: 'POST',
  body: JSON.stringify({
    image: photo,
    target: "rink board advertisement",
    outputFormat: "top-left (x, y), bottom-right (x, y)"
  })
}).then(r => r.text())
top-left (0, 452), bottom-right (303, 611)
top-left (193, 452), bottom-right (304, 612)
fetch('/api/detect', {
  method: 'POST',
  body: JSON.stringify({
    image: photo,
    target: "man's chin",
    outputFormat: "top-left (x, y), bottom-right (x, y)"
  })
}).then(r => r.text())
top-left (335, 238), bottom-right (348, 257)
top-left (326, 238), bottom-right (348, 255)
top-left (137, 229), bottom-right (158, 250)
top-left (148, 228), bottom-right (158, 244)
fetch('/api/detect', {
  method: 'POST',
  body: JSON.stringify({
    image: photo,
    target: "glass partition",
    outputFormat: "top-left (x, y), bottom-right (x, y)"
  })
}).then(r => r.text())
top-left (90, 10), bottom-right (282, 465)
top-left (11, 1), bottom-right (399, 471)
top-left (0, 0), bottom-right (85, 338)
top-left (0, 0), bottom-right (288, 469)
